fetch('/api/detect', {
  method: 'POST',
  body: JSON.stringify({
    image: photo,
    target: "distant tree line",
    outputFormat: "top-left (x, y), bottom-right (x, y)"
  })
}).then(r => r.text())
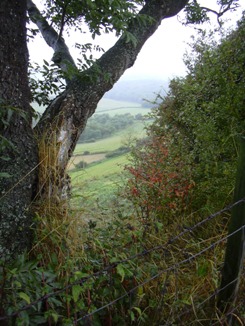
top-left (78, 113), bottom-right (143, 143)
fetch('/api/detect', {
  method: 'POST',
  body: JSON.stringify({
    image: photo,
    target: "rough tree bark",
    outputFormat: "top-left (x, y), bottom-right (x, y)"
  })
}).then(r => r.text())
top-left (0, 0), bottom-right (38, 258)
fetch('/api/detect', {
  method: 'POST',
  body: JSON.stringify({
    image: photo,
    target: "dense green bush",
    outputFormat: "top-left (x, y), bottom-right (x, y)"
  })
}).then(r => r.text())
top-left (0, 211), bottom-right (165, 325)
top-left (140, 16), bottom-right (245, 214)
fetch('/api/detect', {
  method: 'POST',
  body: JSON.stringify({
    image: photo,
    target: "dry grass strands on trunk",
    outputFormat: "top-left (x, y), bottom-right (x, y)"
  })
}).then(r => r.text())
top-left (30, 125), bottom-right (85, 269)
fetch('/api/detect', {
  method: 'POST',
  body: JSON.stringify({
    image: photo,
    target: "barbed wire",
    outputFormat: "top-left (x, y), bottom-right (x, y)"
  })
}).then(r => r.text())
top-left (75, 225), bottom-right (245, 323)
top-left (0, 198), bottom-right (244, 322)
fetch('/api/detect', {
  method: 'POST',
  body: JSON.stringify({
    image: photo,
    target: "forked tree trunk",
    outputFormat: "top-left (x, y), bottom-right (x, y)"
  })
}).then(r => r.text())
top-left (0, 0), bottom-right (38, 259)
top-left (31, 0), bottom-right (189, 201)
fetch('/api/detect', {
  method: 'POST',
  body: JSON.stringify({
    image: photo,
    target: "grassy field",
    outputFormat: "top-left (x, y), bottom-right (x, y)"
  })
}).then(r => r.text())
top-left (69, 121), bottom-right (147, 209)
top-left (71, 154), bottom-right (129, 182)
top-left (69, 153), bottom-right (106, 169)
top-left (70, 154), bottom-right (129, 209)
top-left (74, 121), bottom-right (146, 155)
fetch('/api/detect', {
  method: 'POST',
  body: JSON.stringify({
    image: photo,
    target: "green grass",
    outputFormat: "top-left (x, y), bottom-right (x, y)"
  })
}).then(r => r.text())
top-left (74, 121), bottom-right (146, 155)
top-left (71, 154), bottom-right (128, 182)
top-left (70, 111), bottom-right (149, 209)
top-left (70, 155), bottom-right (128, 208)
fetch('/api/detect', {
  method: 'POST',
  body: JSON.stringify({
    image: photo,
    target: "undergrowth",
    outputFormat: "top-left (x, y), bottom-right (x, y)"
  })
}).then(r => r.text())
top-left (1, 194), bottom-right (244, 325)
top-left (1, 118), bottom-right (244, 326)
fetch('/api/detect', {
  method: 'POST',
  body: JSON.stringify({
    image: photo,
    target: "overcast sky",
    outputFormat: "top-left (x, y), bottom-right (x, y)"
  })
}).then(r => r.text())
top-left (28, 1), bottom-right (245, 82)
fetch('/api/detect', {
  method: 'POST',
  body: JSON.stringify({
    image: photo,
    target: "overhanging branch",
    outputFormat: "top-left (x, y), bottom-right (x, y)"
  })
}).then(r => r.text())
top-left (35, 0), bottom-right (189, 136)
top-left (97, 0), bottom-right (189, 84)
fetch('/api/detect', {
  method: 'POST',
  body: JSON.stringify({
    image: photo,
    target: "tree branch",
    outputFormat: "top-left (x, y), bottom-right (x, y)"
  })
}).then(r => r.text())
top-left (58, 1), bottom-right (69, 40)
top-left (200, 0), bottom-right (240, 25)
top-left (97, 0), bottom-right (189, 85)
top-left (33, 0), bottom-right (189, 194)
top-left (27, 0), bottom-right (77, 82)
top-left (36, 0), bottom-right (189, 134)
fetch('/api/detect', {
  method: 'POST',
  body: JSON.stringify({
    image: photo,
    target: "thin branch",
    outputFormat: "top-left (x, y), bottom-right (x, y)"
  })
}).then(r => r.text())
top-left (27, 0), bottom-right (77, 82)
top-left (200, 0), bottom-right (240, 25)
top-left (58, 1), bottom-right (69, 40)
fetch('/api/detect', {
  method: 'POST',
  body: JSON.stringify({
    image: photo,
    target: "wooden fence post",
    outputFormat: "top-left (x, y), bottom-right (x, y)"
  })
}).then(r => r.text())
top-left (217, 136), bottom-right (245, 323)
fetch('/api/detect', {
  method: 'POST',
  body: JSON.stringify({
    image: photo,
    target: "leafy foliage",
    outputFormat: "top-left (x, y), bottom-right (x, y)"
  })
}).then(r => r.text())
top-left (184, 0), bottom-right (240, 25)
top-left (29, 61), bottom-right (65, 106)
top-left (141, 15), bottom-right (245, 214)
top-left (42, 0), bottom-right (145, 38)
top-left (125, 136), bottom-right (193, 223)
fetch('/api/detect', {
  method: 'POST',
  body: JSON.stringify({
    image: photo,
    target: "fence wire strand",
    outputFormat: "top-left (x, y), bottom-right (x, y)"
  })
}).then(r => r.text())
top-left (75, 225), bottom-right (245, 323)
top-left (0, 198), bottom-right (244, 323)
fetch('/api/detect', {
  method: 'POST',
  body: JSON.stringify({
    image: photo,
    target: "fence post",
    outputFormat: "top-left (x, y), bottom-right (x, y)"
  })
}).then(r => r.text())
top-left (217, 136), bottom-right (245, 322)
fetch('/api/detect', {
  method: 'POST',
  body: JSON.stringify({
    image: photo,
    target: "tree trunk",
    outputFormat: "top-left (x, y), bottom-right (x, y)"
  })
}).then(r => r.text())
top-left (0, 0), bottom-right (38, 259)
top-left (30, 0), bottom-right (188, 201)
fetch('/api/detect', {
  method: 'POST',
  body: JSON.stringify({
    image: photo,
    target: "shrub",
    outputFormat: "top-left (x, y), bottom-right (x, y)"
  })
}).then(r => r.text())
top-left (75, 160), bottom-right (88, 169)
top-left (125, 135), bottom-right (193, 224)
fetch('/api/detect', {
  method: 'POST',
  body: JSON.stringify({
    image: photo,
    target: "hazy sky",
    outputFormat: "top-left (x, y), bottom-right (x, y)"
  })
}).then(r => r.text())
top-left (28, 1), bottom-right (245, 82)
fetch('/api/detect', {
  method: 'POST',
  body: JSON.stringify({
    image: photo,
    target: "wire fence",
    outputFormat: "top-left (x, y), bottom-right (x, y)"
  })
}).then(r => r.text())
top-left (76, 225), bottom-right (245, 324)
top-left (0, 197), bottom-right (244, 324)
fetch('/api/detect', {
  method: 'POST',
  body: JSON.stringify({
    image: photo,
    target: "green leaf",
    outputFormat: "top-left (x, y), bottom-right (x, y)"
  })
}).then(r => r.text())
top-left (73, 271), bottom-right (90, 280)
top-left (116, 264), bottom-right (125, 282)
top-left (13, 280), bottom-right (22, 288)
top-left (124, 31), bottom-right (138, 47)
top-left (109, 257), bottom-right (119, 263)
top-left (130, 310), bottom-right (135, 321)
top-left (19, 292), bottom-right (31, 304)
top-left (72, 285), bottom-right (83, 302)
top-left (133, 307), bottom-right (142, 316)
top-left (43, 59), bottom-right (49, 66)
top-left (0, 172), bottom-right (11, 178)
top-left (51, 312), bottom-right (59, 323)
